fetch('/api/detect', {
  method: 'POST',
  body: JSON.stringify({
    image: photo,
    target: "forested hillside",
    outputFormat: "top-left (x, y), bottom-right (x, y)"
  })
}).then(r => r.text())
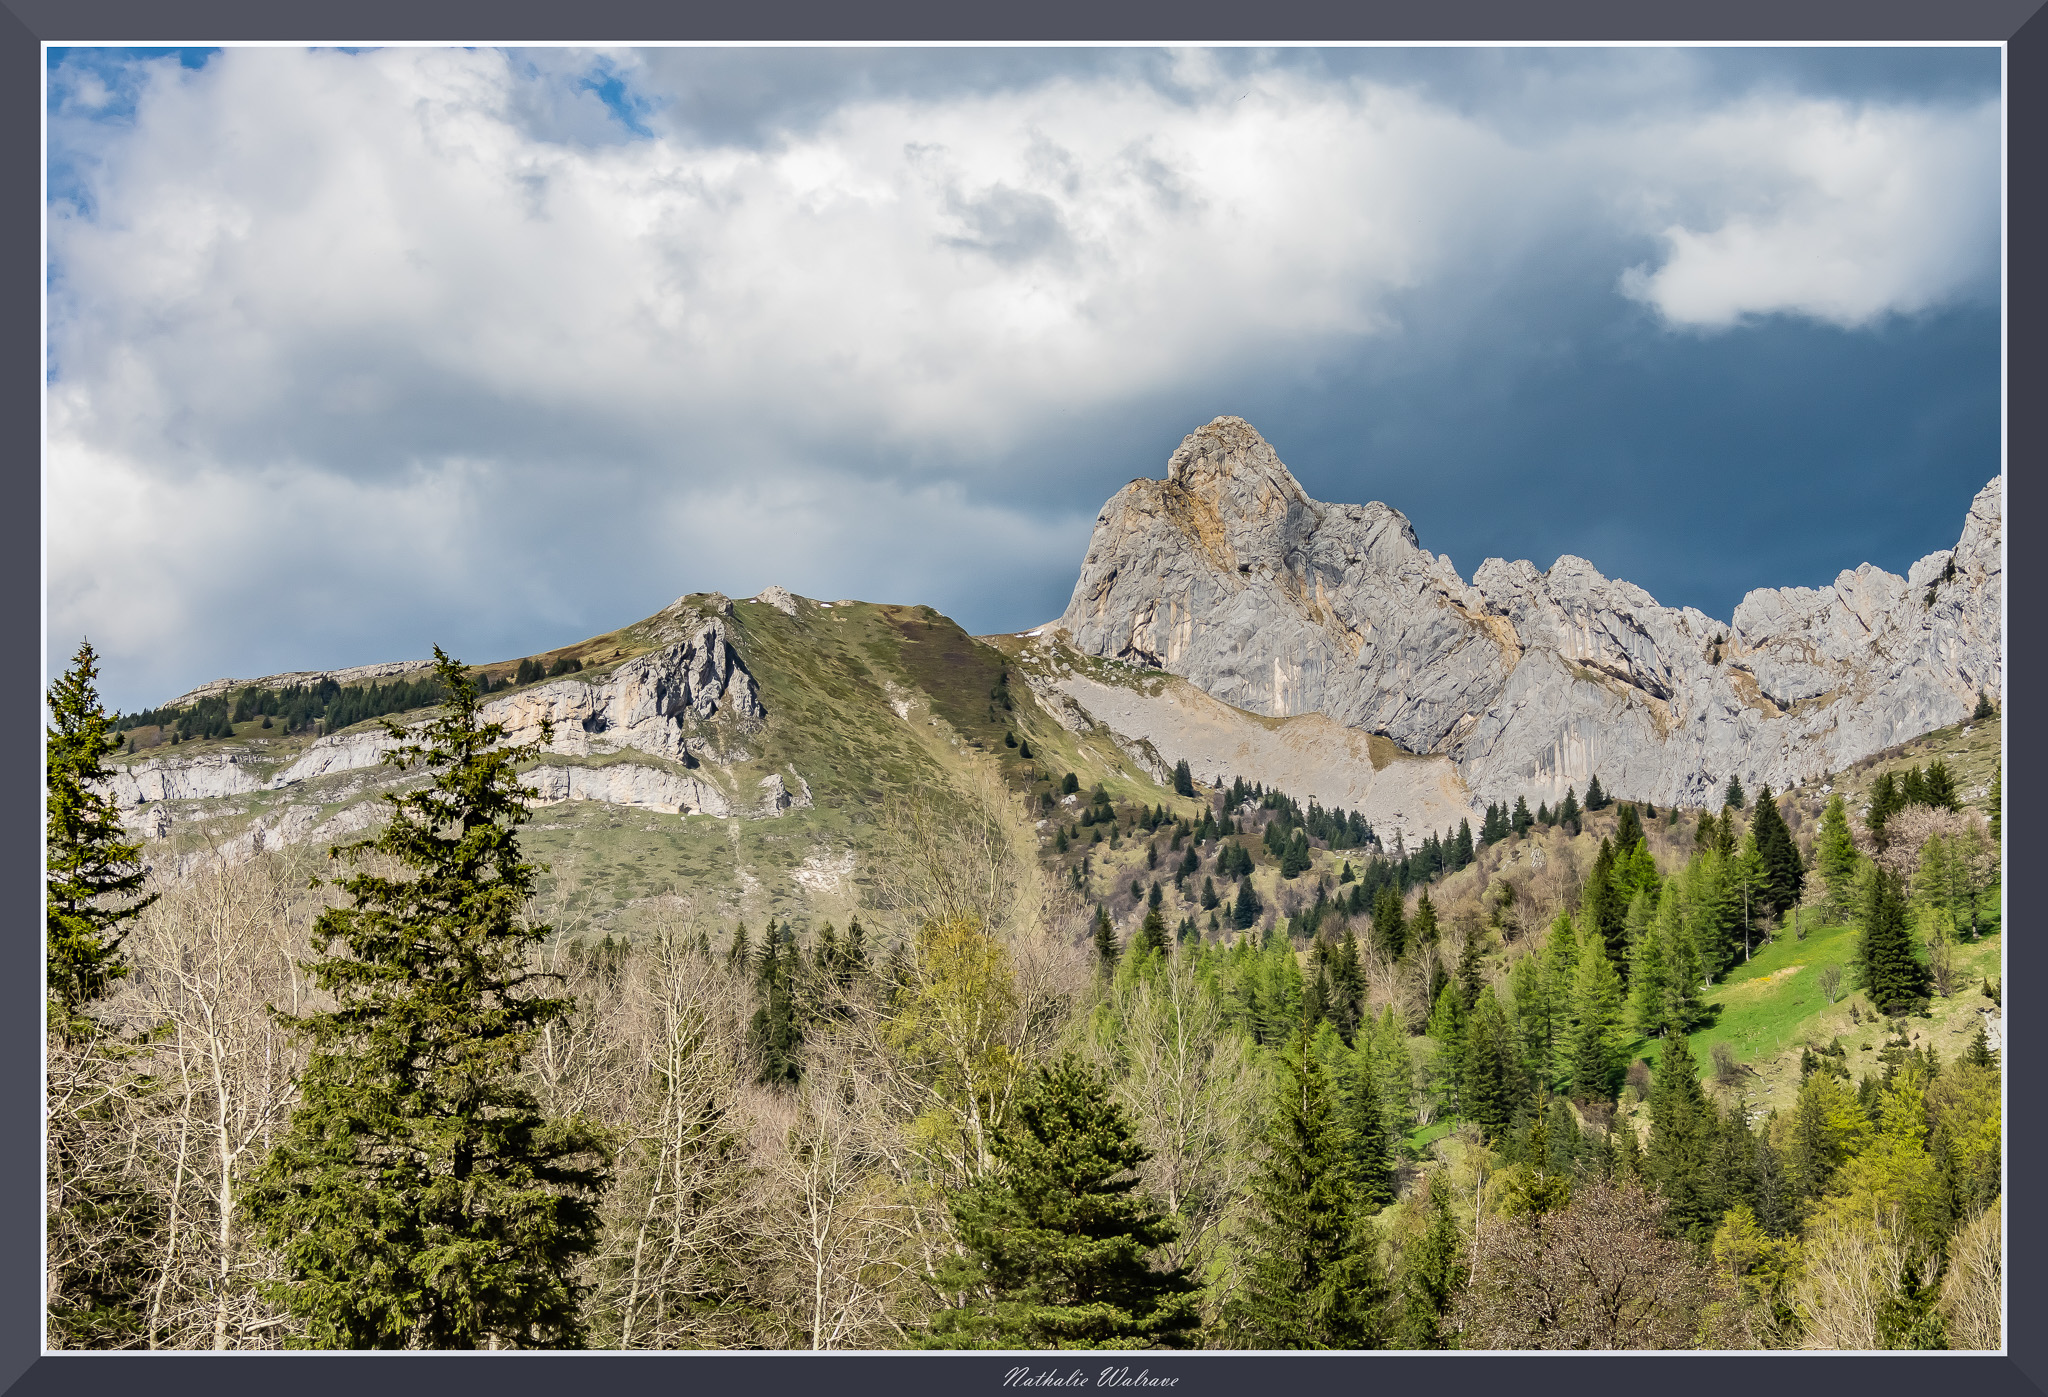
top-left (46, 638), bottom-right (2002, 1351)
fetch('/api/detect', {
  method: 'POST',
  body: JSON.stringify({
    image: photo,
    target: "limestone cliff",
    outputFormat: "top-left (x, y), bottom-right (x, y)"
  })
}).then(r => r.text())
top-left (1057, 416), bottom-right (2001, 809)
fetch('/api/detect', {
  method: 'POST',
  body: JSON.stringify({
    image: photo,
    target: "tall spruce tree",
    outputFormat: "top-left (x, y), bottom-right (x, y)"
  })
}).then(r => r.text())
top-left (1815, 794), bottom-right (1860, 924)
top-left (750, 935), bottom-right (803, 1087)
top-left (1340, 1040), bottom-right (1396, 1209)
top-left (1867, 771), bottom-right (1904, 849)
top-left (1557, 786), bottom-right (1581, 833)
top-left (244, 651), bottom-right (608, 1349)
top-left (1461, 990), bottom-right (1521, 1137)
top-left (1750, 786), bottom-right (1804, 919)
top-left (1511, 795), bottom-right (1534, 836)
top-left (1579, 838), bottom-right (1628, 969)
top-left (1371, 886), bottom-right (1407, 960)
top-left (1231, 877), bottom-right (1262, 932)
top-left (1410, 891), bottom-right (1440, 949)
top-left (1388, 1172), bottom-right (1467, 1349)
top-left (1643, 1033), bottom-right (1722, 1241)
top-left (927, 1056), bottom-right (1199, 1349)
top-left (1625, 902), bottom-right (1671, 1039)
top-left (1225, 1029), bottom-right (1388, 1349)
top-left (46, 640), bottom-right (157, 1025)
top-left (45, 640), bottom-right (164, 1348)
top-left (1613, 801), bottom-right (1643, 855)
top-left (1584, 774), bottom-right (1608, 811)
top-left (1565, 930), bottom-right (1624, 1101)
top-left (1723, 774), bottom-right (1747, 809)
top-left (1858, 866), bottom-right (1930, 1015)
top-left (1130, 906), bottom-right (1170, 962)
top-left (1093, 905), bottom-right (1119, 971)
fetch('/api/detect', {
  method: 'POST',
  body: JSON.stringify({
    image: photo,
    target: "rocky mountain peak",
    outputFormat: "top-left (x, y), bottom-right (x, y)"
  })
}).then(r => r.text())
top-left (1058, 418), bottom-right (2002, 810)
top-left (1163, 416), bottom-right (1312, 514)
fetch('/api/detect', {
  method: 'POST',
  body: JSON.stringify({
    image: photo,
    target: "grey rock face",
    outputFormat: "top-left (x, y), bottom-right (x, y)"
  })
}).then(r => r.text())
top-left (484, 616), bottom-right (765, 762)
top-left (1057, 416), bottom-right (2002, 809)
top-left (754, 585), bottom-right (801, 616)
top-left (101, 750), bottom-right (268, 807)
top-left (526, 762), bottom-right (732, 817)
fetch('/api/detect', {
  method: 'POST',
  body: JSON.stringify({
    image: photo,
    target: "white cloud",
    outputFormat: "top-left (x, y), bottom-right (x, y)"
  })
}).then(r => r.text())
top-left (44, 48), bottom-right (2001, 705)
top-left (1617, 98), bottom-right (2000, 328)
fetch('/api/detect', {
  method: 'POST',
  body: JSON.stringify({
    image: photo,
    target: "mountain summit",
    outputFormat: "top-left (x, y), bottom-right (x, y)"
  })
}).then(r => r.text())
top-left (1057, 416), bottom-right (2001, 807)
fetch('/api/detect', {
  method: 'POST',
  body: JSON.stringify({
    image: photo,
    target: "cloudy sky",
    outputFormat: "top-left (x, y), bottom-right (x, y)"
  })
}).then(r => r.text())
top-left (45, 45), bottom-right (2002, 713)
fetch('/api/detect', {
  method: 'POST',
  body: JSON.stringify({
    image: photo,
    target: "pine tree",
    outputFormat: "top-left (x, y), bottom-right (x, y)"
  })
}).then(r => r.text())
top-left (1922, 759), bottom-right (1960, 812)
top-left (1331, 928), bottom-right (1365, 1044)
top-left (1557, 786), bottom-right (1581, 833)
top-left (1511, 795), bottom-right (1534, 836)
top-left (1643, 1033), bottom-right (1722, 1241)
top-left (46, 640), bottom-right (158, 1025)
top-left (1454, 929), bottom-right (1484, 1012)
top-left (1172, 759), bottom-right (1196, 798)
top-left (1410, 891), bottom-right (1439, 949)
top-left (1453, 820), bottom-right (1475, 869)
top-left (1898, 765), bottom-right (1929, 809)
top-left (1874, 1260), bottom-right (1950, 1350)
top-left (927, 1056), bottom-right (1200, 1349)
top-left (1584, 774), bottom-right (1608, 811)
top-left (1625, 901), bottom-right (1671, 1039)
top-left (1426, 984), bottom-right (1468, 1115)
top-left (1130, 907), bottom-right (1170, 962)
top-left (750, 936), bottom-right (803, 1087)
top-left (1339, 1037), bottom-right (1395, 1208)
top-left (245, 650), bottom-right (607, 1348)
top-left (1225, 1030), bottom-right (1388, 1349)
top-left (1723, 774), bottom-right (1747, 809)
top-left (1867, 771), bottom-right (1904, 848)
top-left (1199, 876), bottom-right (1220, 910)
top-left (45, 640), bottom-right (166, 1348)
top-left (1612, 803), bottom-right (1643, 857)
top-left (1461, 991), bottom-right (1520, 1137)
top-left (1388, 1172), bottom-right (1466, 1349)
top-left (1536, 800), bottom-right (1552, 827)
top-left (1750, 785), bottom-right (1804, 918)
top-left (1815, 794), bottom-right (1860, 923)
top-left (1231, 877), bottom-right (1262, 932)
top-left (1565, 930), bottom-right (1624, 1101)
top-left (1539, 912), bottom-right (1580, 1087)
top-left (1579, 837), bottom-right (1627, 972)
top-left (1973, 689), bottom-right (1995, 720)
top-left (1093, 905), bottom-right (1118, 972)
top-left (1859, 866), bottom-right (1930, 1015)
top-left (1371, 886), bottom-right (1407, 960)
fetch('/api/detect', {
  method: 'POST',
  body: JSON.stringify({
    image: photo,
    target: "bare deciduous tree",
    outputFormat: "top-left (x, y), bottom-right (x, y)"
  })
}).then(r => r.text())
top-left (1458, 1179), bottom-right (1730, 1349)
top-left (580, 913), bottom-right (766, 1349)
top-left (1089, 954), bottom-right (1266, 1281)
top-left (1939, 1202), bottom-right (2001, 1350)
top-left (1794, 1202), bottom-right (1929, 1350)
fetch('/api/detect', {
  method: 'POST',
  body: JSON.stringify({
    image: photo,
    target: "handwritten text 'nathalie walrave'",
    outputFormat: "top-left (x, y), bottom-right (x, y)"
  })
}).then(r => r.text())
top-left (1003, 1368), bottom-right (1178, 1388)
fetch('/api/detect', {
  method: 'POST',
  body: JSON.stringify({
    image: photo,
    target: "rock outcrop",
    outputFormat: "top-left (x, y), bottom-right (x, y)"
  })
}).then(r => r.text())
top-left (484, 616), bottom-right (764, 764)
top-left (526, 763), bottom-right (731, 817)
top-left (101, 750), bottom-right (269, 806)
top-left (1058, 416), bottom-right (2001, 809)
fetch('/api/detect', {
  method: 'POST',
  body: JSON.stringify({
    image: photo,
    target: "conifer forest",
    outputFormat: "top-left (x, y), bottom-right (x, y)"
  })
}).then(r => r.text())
top-left (46, 641), bottom-right (2003, 1351)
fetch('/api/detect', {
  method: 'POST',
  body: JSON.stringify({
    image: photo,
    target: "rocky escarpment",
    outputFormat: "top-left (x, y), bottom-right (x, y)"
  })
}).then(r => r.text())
top-left (1058, 416), bottom-right (2002, 809)
top-left (481, 614), bottom-right (764, 765)
top-left (106, 611), bottom-right (797, 865)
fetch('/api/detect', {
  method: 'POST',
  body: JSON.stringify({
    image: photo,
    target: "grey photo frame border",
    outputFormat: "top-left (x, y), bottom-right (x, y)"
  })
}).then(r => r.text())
top-left (12, 3), bottom-right (2042, 1395)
